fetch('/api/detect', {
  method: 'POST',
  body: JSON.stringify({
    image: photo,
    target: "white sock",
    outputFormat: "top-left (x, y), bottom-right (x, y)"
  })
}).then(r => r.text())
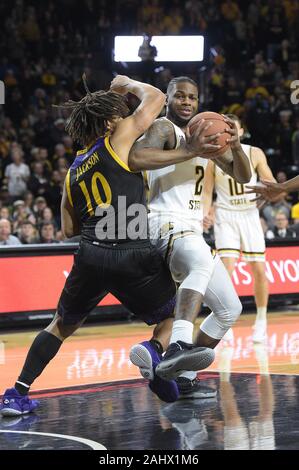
top-left (179, 371), bottom-right (197, 381)
top-left (169, 319), bottom-right (194, 345)
top-left (255, 307), bottom-right (267, 324)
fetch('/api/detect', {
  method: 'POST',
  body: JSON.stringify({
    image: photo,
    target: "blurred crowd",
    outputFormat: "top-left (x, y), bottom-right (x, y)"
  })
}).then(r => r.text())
top-left (0, 0), bottom-right (299, 245)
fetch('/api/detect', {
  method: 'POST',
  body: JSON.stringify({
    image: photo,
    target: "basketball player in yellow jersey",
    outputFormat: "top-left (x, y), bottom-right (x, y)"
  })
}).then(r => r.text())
top-left (202, 114), bottom-right (277, 342)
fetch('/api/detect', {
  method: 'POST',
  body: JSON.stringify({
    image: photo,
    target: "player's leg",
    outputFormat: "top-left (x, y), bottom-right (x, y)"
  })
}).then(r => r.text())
top-left (241, 210), bottom-right (268, 342)
top-left (0, 245), bottom-right (107, 416)
top-left (111, 241), bottom-right (179, 402)
top-left (124, 239), bottom-right (213, 395)
top-left (196, 257), bottom-right (242, 348)
top-left (177, 257), bottom-right (242, 399)
top-left (151, 317), bottom-right (173, 352)
top-left (155, 234), bottom-right (216, 380)
top-left (0, 313), bottom-right (87, 417)
top-left (249, 261), bottom-right (268, 342)
top-left (221, 256), bottom-right (238, 276)
top-left (214, 208), bottom-right (241, 343)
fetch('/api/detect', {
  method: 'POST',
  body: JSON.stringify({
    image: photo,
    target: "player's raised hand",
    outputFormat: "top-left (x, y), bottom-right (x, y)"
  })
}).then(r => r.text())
top-left (110, 75), bottom-right (131, 94)
top-left (222, 115), bottom-right (240, 149)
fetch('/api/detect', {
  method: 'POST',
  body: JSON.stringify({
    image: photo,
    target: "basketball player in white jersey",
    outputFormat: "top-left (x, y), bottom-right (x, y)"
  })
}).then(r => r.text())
top-left (202, 114), bottom-right (276, 342)
top-left (128, 78), bottom-right (251, 399)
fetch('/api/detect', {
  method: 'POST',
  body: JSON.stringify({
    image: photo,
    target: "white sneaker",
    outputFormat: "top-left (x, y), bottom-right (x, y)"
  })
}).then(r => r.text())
top-left (252, 322), bottom-right (267, 343)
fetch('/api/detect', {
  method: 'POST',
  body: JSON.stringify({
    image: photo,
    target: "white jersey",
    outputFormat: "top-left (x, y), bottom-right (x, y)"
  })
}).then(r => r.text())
top-left (146, 117), bottom-right (208, 230)
top-left (214, 144), bottom-right (257, 211)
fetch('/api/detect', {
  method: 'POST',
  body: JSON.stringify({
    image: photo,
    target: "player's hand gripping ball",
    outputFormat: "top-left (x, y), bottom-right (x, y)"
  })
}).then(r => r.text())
top-left (188, 111), bottom-right (231, 158)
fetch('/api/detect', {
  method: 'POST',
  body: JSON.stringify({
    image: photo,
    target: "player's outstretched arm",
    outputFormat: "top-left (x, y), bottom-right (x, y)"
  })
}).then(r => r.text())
top-left (247, 175), bottom-right (299, 201)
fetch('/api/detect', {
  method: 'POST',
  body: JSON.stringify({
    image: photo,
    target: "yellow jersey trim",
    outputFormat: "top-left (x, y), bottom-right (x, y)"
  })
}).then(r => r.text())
top-left (218, 248), bottom-right (240, 253)
top-left (104, 137), bottom-right (131, 172)
top-left (66, 169), bottom-right (73, 207)
top-left (76, 141), bottom-right (94, 156)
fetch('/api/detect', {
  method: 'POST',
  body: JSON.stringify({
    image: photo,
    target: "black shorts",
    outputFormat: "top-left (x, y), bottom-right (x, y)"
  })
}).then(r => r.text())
top-left (57, 240), bottom-right (176, 325)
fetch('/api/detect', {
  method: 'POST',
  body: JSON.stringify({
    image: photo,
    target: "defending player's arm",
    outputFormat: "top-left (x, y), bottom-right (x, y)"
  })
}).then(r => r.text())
top-left (247, 147), bottom-right (292, 203)
top-left (61, 180), bottom-right (80, 238)
top-left (247, 175), bottom-right (299, 200)
top-left (213, 116), bottom-right (251, 184)
top-left (109, 75), bottom-right (166, 163)
top-left (129, 119), bottom-right (222, 172)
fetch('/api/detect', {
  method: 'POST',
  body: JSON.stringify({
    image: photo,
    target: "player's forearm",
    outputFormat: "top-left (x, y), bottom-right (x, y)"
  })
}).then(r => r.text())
top-left (202, 192), bottom-right (213, 218)
top-left (231, 144), bottom-right (252, 183)
top-left (129, 146), bottom-right (196, 171)
top-left (126, 79), bottom-right (165, 104)
top-left (283, 175), bottom-right (299, 193)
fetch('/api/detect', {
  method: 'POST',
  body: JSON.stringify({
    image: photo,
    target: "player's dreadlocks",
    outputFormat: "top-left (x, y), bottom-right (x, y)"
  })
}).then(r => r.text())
top-left (54, 74), bottom-right (129, 146)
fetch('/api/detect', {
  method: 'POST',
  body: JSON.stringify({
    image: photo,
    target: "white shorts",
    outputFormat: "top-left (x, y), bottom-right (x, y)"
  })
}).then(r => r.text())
top-left (149, 213), bottom-right (242, 339)
top-left (149, 214), bottom-right (216, 296)
top-left (214, 208), bottom-right (266, 262)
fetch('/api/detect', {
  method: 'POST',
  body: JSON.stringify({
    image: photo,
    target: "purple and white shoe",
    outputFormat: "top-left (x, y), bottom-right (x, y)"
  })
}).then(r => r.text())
top-left (130, 341), bottom-right (179, 403)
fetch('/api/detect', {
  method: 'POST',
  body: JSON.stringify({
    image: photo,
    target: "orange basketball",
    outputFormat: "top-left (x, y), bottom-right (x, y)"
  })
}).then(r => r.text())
top-left (188, 111), bottom-right (231, 158)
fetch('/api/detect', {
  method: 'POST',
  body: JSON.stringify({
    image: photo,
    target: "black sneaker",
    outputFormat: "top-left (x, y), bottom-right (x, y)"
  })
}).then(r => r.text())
top-left (176, 377), bottom-right (217, 399)
top-left (155, 341), bottom-right (215, 381)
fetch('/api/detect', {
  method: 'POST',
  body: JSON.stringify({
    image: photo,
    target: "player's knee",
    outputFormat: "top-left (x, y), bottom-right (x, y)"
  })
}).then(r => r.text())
top-left (231, 296), bottom-right (242, 323)
top-left (47, 315), bottom-right (79, 341)
top-left (221, 297), bottom-right (242, 329)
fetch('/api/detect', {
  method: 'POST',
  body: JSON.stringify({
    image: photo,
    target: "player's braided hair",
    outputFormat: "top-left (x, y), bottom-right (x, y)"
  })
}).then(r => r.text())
top-left (54, 74), bottom-right (129, 146)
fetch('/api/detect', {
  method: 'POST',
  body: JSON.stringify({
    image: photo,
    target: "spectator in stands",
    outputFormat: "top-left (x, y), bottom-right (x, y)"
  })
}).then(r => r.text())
top-left (0, 206), bottom-right (10, 220)
top-left (0, 185), bottom-right (10, 207)
top-left (18, 221), bottom-right (39, 245)
top-left (40, 207), bottom-right (58, 230)
top-left (221, 0), bottom-right (240, 22)
top-left (23, 191), bottom-right (35, 217)
top-left (261, 198), bottom-right (291, 230)
top-left (265, 212), bottom-right (297, 239)
top-left (0, 219), bottom-right (21, 246)
top-left (28, 161), bottom-right (50, 197)
top-left (39, 222), bottom-right (59, 244)
top-left (33, 196), bottom-right (47, 224)
top-left (4, 147), bottom-right (30, 199)
top-left (12, 199), bottom-right (36, 231)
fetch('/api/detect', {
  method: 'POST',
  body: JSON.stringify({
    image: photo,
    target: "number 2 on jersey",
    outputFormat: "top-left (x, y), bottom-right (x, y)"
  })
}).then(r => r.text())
top-left (79, 171), bottom-right (112, 216)
top-left (195, 166), bottom-right (205, 196)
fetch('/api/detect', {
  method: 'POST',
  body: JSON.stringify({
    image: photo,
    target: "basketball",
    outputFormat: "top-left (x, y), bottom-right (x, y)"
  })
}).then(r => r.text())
top-left (188, 111), bottom-right (231, 158)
